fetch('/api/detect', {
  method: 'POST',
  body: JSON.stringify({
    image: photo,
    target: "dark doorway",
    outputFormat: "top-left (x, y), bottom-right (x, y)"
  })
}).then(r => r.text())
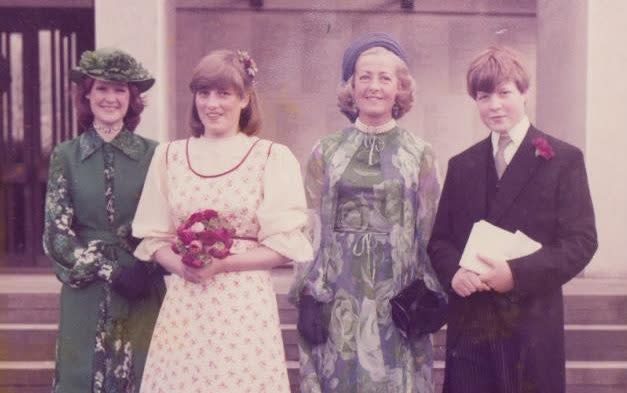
top-left (0, 7), bottom-right (94, 269)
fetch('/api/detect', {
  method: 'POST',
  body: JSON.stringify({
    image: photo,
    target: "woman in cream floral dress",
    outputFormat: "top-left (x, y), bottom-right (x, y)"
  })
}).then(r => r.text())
top-left (132, 49), bottom-right (313, 393)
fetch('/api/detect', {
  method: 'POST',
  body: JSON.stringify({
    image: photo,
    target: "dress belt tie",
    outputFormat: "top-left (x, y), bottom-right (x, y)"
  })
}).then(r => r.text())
top-left (363, 135), bottom-right (384, 166)
top-left (352, 232), bottom-right (376, 282)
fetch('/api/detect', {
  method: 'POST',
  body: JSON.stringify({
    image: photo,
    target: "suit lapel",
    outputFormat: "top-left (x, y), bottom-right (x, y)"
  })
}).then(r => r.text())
top-left (464, 137), bottom-right (491, 223)
top-left (488, 126), bottom-right (543, 223)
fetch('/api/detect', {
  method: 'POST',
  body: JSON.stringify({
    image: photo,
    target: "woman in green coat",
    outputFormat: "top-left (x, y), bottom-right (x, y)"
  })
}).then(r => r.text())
top-left (43, 48), bottom-right (165, 393)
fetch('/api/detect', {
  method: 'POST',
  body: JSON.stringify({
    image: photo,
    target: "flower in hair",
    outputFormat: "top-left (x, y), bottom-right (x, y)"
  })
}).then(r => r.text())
top-left (237, 50), bottom-right (258, 80)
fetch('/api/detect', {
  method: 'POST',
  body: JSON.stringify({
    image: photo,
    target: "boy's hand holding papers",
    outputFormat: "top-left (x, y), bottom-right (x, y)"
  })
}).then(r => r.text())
top-left (456, 220), bottom-right (541, 294)
top-left (477, 255), bottom-right (514, 293)
top-left (451, 267), bottom-right (491, 297)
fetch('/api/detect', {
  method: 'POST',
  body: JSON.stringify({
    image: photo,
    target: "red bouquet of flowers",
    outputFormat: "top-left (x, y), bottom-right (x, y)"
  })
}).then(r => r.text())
top-left (171, 209), bottom-right (235, 268)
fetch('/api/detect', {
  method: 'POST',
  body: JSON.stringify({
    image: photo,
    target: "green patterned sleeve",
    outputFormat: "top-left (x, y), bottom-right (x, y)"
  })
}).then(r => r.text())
top-left (304, 142), bottom-right (325, 213)
top-left (42, 147), bottom-right (118, 288)
top-left (302, 141), bottom-right (326, 252)
top-left (288, 141), bottom-right (325, 303)
top-left (416, 144), bottom-right (444, 293)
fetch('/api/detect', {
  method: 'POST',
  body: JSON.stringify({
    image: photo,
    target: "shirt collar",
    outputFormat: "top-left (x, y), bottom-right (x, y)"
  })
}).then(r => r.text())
top-left (79, 128), bottom-right (146, 161)
top-left (490, 115), bottom-right (530, 155)
top-left (355, 118), bottom-right (397, 134)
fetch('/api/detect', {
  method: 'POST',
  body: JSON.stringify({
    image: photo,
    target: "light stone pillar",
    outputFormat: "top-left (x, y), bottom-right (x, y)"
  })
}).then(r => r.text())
top-left (94, 0), bottom-right (175, 142)
top-left (537, 0), bottom-right (627, 278)
top-left (585, 1), bottom-right (627, 277)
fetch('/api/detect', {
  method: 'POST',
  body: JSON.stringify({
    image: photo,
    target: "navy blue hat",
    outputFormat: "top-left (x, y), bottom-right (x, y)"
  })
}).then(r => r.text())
top-left (341, 32), bottom-right (408, 82)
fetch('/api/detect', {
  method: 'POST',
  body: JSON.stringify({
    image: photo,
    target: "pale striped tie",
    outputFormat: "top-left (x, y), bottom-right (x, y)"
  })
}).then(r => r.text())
top-left (495, 133), bottom-right (512, 179)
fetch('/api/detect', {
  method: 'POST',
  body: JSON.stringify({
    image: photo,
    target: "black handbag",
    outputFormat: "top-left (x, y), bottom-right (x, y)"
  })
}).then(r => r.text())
top-left (297, 294), bottom-right (329, 346)
top-left (390, 279), bottom-right (448, 339)
top-left (112, 262), bottom-right (151, 301)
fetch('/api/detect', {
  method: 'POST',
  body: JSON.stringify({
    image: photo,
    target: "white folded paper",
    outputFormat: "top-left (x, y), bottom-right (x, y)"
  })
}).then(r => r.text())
top-left (459, 220), bottom-right (542, 275)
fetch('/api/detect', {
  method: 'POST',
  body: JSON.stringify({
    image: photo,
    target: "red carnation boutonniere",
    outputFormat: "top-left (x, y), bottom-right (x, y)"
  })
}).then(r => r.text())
top-left (532, 137), bottom-right (555, 160)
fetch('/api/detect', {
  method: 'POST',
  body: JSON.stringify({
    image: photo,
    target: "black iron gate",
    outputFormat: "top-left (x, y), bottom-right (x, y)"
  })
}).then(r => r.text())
top-left (0, 7), bottom-right (94, 268)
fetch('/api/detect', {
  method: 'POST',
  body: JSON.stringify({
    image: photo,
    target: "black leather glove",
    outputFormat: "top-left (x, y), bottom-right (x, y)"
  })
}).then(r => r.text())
top-left (112, 262), bottom-right (150, 301)
top-left (297, 294), bottom-right (329, 346)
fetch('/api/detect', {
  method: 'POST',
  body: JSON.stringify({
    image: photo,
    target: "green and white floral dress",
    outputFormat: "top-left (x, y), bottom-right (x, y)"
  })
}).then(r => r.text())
top-left (290, 119), bottom-right (444, 393)
top-left (43, 128), bottom-right (165, 393)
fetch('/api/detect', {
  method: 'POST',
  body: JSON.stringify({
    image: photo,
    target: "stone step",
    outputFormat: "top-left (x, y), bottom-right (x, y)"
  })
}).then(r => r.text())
top-left (2, 361), bottom-right (626, 393)
top-left (0, 361), bottom-right (53, 393)
top-left (2, 323), bottom-right (627, 362)
top-left (1, 274), bottom-right (626, 325)
top-left (565, 295), bottom-right (627, 325)
top-left (282, 324), bottom-right (627, 362)
top-left (2, 291), bottom-right (627, 326)
top-left (1, 274), bottom-right (626, 392)
top-left (0, 293), bottom-right (297, 325)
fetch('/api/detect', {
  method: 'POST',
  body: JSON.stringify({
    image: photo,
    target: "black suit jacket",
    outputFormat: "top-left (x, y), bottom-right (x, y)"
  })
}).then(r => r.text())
top-left (428, 126), bottom-right (597, 393)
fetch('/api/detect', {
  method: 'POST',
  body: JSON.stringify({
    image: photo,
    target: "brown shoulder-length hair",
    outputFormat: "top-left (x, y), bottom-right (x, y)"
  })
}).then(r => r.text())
top-left (74, 77), bottom-right (145, 133)
top-left (466, 46), bottom-right (530, 99)
top-left (188, 50), bottom-right (261, 137)
top-left (337, 46), bottom-right (415, 123)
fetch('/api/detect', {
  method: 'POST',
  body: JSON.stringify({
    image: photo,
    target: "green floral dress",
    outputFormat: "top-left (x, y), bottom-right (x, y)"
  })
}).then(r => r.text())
top-left (43, 128), bottom-right (165, 393)
top-left (290, 125), bottom-right (444, 393)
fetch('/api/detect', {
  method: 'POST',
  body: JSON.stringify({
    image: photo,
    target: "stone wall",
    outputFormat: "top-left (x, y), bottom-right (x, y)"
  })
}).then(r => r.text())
top-left (174, 1), bottom-right (537, 167)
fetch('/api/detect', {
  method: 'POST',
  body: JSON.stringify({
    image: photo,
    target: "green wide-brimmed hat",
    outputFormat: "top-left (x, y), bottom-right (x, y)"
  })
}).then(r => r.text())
top-left (70, 48), bottom-right (155, 92)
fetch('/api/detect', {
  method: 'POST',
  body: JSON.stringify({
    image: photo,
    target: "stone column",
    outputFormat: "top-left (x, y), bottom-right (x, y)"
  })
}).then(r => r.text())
top-left (94, 0), bottom-right (175, 141)
top-left (537, 0), bottom-right (627, 277)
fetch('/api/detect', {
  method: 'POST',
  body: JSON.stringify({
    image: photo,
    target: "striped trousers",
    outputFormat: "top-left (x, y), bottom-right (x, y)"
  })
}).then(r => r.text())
top-left (443, 333), bottom-right (523, 393)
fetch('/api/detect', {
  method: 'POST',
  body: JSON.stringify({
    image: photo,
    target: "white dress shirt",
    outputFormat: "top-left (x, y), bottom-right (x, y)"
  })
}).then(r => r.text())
top-left (491, 116), bottom-right (531, 165)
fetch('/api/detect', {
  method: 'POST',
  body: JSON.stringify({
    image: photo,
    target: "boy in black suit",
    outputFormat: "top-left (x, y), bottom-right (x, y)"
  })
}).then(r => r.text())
top-left (428, 46), bottom-right (597, 393)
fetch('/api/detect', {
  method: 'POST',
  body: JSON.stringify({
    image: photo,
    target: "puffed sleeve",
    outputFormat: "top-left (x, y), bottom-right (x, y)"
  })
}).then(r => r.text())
top-left (256, 143), bottom-right (314, 263)
top-left (43, 146), bottom-right (119, 288)
top-left (132, 143), bottom-right (177, 261)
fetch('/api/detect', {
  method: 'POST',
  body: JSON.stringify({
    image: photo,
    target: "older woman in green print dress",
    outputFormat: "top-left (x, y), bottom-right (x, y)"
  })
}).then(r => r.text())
top-left (43, 48), bottom-right (165, 393)
top-left (290, 33), bottom-right (445, 393)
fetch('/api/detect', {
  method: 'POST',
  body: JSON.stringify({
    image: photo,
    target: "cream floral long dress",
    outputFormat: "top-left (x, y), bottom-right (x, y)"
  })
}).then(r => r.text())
top-left (132, 133), bottom-right (313, 393)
